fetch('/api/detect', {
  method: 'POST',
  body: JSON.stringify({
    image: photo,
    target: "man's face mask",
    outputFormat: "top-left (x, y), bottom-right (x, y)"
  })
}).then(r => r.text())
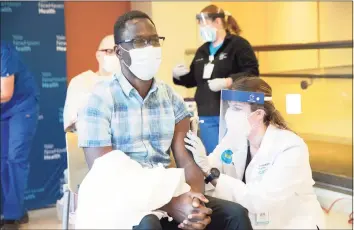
top-left (120, 45), bottom-right (162, 81)
top-left (199, 25), bottom-right (217, 42)
top-left (102, 55), bottom-right (120, 74)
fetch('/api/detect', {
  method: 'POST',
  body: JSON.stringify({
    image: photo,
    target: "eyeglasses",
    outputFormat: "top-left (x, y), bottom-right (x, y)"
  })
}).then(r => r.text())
top-left (117, 36), bottom-right (165, 49)
top-left (98, 49), bottom-right (115, 55)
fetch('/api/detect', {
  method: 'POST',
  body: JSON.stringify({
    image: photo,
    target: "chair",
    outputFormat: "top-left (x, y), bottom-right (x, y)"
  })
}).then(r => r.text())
top-left (62, 132), bottom-right (89, 229)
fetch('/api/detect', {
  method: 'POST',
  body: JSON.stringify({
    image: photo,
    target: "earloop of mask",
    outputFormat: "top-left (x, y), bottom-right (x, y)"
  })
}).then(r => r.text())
top-left (118, 45), bottom-right (130, 68)
top-left (119, 45), bottom-right (129, 53)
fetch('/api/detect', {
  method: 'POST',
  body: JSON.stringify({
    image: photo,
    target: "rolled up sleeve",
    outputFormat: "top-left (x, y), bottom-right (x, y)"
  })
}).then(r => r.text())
top-left (77, 83), bottom-right (113, 148)
top-left (165, 84), bottom-right (191, 124)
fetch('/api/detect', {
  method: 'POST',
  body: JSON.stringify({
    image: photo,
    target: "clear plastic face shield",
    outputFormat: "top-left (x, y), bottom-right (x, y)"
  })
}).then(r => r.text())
top-left (196, 12), bottom-right (225, 42)
top-left (219, 89), bottom-right (272, 142)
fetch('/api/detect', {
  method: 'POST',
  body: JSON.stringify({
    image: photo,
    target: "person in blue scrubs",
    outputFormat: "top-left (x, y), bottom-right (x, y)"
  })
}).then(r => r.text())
top-left (1, 41), bottom-right (40, 229)
top-left (173, 5), bottom-right (259, 155)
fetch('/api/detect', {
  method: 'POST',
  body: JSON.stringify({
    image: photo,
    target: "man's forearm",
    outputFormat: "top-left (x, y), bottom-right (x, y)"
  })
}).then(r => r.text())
top-left (172, 118), bottom-right (205, 193)
top-left (183, 162), bottom-right (205, 192)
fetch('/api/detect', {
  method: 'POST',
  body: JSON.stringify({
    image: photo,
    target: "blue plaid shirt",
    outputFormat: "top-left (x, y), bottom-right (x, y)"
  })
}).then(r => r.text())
top-left (77, 73), bottom-right (191, 168)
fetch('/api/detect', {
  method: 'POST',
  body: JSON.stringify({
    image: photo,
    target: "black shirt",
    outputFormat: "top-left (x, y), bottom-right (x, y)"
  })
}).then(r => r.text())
top-left (242, 145), bottom-right (252, 184)
top-left (173, 33), bottom-right (259, 116)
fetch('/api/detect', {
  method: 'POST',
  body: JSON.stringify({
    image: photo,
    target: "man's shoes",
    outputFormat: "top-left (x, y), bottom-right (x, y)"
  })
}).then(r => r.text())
top-left (0, 212), bottom-right (29, 230)
top-left (1, 222), bottom-right (19, 230)
top-left (18, 212), bottom-right (29, 225)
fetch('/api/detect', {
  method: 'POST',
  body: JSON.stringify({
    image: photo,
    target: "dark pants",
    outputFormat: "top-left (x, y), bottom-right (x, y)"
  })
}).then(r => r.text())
top-left (133, 196), bottom-right (253, 230)
top-left (1, 107), bottom-right (38, 220)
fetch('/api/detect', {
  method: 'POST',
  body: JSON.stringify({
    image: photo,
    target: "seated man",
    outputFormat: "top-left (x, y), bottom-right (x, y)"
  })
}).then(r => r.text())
top-left (63, 34), bottom-right (120, 132)
top-left (77, 10), bottom-right (252, 230)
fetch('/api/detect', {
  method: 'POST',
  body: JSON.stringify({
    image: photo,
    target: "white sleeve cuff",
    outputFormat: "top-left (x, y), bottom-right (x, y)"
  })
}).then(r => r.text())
top-left (213, 174), bottom-right (247, 203)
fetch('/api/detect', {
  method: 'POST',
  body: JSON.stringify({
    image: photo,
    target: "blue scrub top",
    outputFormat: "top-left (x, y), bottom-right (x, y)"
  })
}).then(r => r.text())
top-left (1, 41), bottom-right (40, 119)
top-left (209, 42), bottom-right (223, 56)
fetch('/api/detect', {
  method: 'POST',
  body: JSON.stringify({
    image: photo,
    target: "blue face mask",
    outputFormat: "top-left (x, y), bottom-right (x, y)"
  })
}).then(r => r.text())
top-left (199, 25), bottom-right (217, 42)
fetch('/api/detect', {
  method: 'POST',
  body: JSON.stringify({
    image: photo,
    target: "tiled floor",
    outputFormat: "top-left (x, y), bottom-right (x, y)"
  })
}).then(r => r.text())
top-left (20, 207), bottom-right (353, 229)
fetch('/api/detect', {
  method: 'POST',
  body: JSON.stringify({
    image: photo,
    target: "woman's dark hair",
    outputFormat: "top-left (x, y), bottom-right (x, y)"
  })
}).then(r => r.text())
top-left (231, 76), bottom-right (292, 131)
top-left (200, 5), bottom-right (241, 35)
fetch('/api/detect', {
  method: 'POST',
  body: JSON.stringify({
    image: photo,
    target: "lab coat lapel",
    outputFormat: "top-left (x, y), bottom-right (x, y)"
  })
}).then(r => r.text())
top-left (245, 125), bottom-right (277, 182)
top-left (231, 141), bottom-right (248, 180)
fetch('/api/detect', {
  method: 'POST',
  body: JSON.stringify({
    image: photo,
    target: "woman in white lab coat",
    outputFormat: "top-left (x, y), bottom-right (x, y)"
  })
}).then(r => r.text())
top-left (184, 76), bottom-right (325, 229)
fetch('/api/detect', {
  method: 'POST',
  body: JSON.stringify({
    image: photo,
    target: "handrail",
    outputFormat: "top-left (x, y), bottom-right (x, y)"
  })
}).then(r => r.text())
top-left (185, 40), bottom-right (353, 55)
top-left (253, 40), bottom-right (352, 52)
top-left (260, 73), bottom-right (352, 79)
top-left (260, 65), bottom-right (353, 79)
top-left (313, 171), bottom-right (353, 193)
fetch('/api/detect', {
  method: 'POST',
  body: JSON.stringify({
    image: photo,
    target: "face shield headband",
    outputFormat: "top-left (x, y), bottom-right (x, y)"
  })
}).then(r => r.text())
top-left (196, 12), bottom-right (226, 25)
top-left (221, 89), bottom-right (272, 105)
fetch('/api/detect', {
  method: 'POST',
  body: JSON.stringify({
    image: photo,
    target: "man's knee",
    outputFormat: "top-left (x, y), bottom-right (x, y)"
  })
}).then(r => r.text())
top-left (133, 214), bottom-right (162, 230)
top-left (227, 202), bottom-right (249, 218)
top-left (206, 196), bottom-right (252, 230)
top-left (226, 203), bottom-right (252, 230)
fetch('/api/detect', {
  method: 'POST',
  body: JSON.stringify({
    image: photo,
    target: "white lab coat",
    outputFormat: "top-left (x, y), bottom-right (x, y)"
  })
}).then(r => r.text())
top-left (205, 125), bottom-right (325, 229)
top-left (75, 150), bottom-right (190, 229)
top-left (63, 70), bottom-right (113, 132)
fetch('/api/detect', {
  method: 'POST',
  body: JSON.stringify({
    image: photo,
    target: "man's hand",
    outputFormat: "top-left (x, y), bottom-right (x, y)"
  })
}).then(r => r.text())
top-left (163, 191), bottom-right (212, 229)
top-left (178, 193), bottom-right (212, 230)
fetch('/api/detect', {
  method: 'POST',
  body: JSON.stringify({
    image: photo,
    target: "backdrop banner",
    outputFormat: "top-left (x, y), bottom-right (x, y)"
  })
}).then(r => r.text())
top-left (1, 1), bottom-right (67, 210)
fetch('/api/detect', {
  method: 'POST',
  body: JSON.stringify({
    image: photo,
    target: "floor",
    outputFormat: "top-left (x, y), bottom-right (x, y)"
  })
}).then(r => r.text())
top-left (20, 207), bottom-right (353, 229)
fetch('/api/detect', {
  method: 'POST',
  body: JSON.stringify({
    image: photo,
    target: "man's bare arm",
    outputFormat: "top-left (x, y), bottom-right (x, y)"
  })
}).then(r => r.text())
top-left (171, 117), bottom-right (204, 193)
top-left (83, 146), bottom-right (112, 169)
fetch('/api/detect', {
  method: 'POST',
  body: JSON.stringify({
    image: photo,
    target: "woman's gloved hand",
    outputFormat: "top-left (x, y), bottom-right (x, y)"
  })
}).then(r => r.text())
top-left (184, 130), bottom-right (211, 174)
top-left (173, 64), bottom-right (190, 80)
top-left (207, 78), bottom-right (233, 92)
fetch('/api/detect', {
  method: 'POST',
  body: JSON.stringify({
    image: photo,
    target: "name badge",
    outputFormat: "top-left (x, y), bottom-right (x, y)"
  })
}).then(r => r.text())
top-left (203, 55), bottom-right (215, 79)
top-left (256, 212), bottom-right (269, 225)
top-left (202, 63), bottom-right (214, 79)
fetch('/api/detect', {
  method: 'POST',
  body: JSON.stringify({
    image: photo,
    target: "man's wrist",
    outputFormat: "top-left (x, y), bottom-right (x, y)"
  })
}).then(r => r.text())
top-left (204, 168), bottom-right (211, 177)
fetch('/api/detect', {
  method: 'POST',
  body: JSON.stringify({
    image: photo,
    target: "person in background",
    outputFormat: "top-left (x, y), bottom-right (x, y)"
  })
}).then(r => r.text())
top-left (1, 41), bottom-right (40, 230)
top-left (173, 5), bottom-right (259, 155)
top-left (63, 34), bottom-right (120, 132)
top-left (77, 10), bottom-right (253, 230)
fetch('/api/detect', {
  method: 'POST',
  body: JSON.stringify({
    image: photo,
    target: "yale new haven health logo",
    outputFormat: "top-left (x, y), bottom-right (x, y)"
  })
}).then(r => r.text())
top-left (12, 35), bottom-right (40, 52)
top-left (41, 72), bottom-right (66, 89)
top-left (38, 1), bottom-right (64, 15)
top-left (0, 1), bottom-right (21, 13)
top-left (56, 35), bottom-right (66, 52)
top-left (44, 144), bottom-right (66, 161)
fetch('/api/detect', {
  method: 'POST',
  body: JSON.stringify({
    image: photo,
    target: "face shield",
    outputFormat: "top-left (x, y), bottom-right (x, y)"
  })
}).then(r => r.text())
top-left (196, 12), bottom-right (225, 42)
top-left (219, 89), bottom-right (272, 142)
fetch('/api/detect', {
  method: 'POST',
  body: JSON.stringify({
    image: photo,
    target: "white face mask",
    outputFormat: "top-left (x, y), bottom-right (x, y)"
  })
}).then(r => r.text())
top-left (120, 46), bottom-right (162, 81)
top-left (225, 108), bottom-right (252, 138)
top-left (102, 55), bottom-right (120, 74)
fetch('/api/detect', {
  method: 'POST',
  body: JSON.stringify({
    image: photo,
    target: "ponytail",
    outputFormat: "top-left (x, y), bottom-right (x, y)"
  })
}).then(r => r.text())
top-left (262, 103), bottom-right (293, 132)
top-left (225, 13), bottom-right (242, 35)
top-left (199, 5), bottom-right (242, 35)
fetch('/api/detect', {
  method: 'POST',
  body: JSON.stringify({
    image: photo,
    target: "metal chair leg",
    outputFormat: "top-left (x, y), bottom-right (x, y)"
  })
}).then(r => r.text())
top-left (62, 190), bottom-right (71, 230)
